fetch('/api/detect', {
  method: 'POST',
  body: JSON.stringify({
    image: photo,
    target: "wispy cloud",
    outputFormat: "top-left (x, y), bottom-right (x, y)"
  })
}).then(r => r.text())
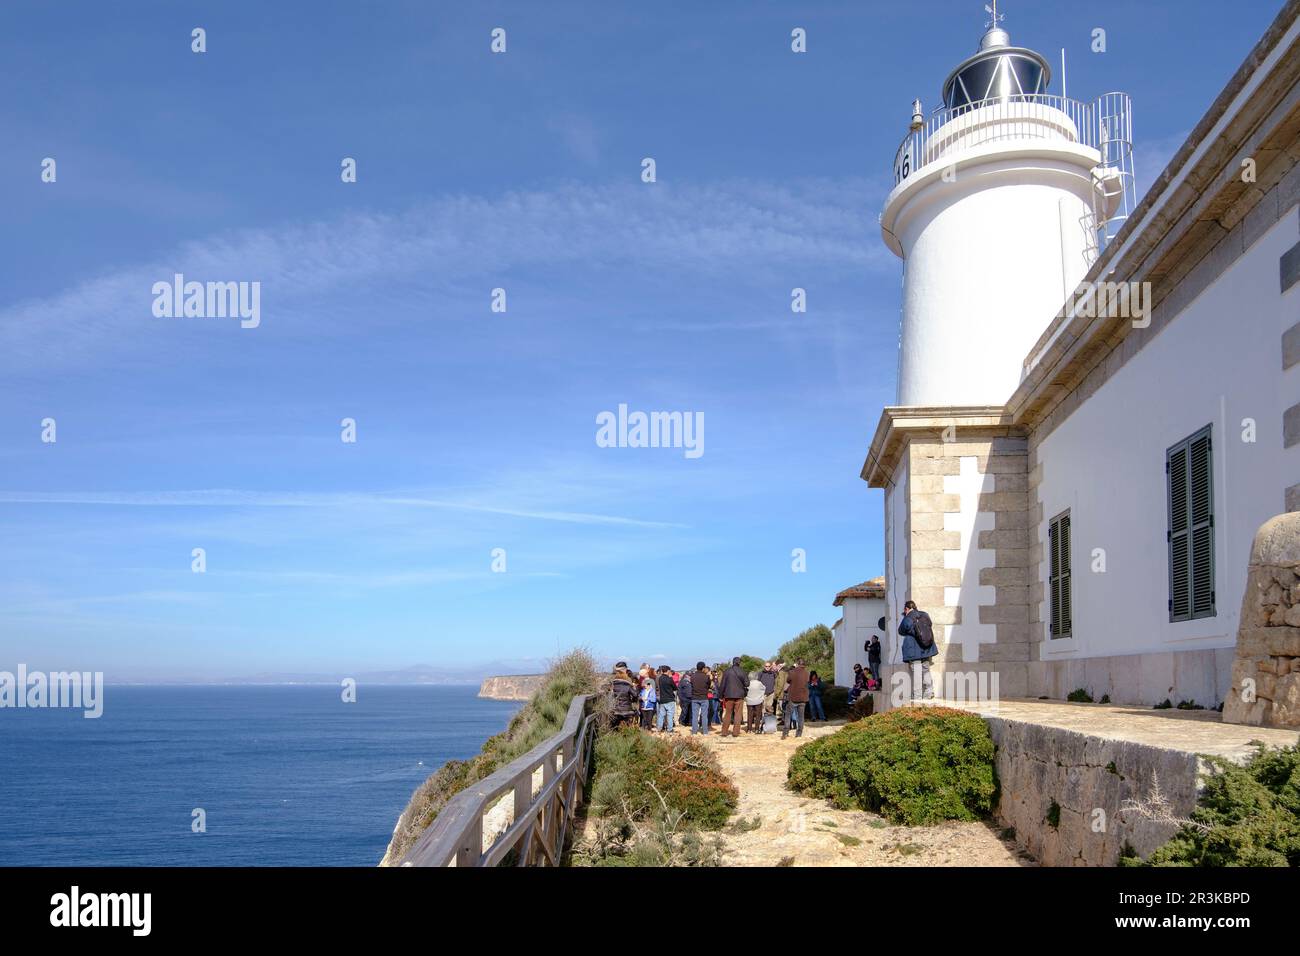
top-left (0, 177), bottom-right (882, 373)
top-left (0, 488), bottom-right (687, 529)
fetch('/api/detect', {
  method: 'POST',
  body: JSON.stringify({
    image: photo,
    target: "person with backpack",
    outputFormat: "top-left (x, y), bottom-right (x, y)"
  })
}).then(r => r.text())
top-left (688, 662), bottom-right (712, 735)
top-left (898, 600), bottom-right (938, 700)
top-left (609, 666), bottom-right (640, 729)
top-left (656, 666), bottom-right (678, 734)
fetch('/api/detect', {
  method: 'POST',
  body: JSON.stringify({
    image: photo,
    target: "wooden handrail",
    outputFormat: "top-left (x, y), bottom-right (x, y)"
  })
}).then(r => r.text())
top-left (400, 693), bottom-right (598, 867)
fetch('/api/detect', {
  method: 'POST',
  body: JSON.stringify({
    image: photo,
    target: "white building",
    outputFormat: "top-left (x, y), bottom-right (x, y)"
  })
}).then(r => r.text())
top-left (860, 4), bottom-right (1300, 708)
top-left (831, 578), bottom-right (886, 687)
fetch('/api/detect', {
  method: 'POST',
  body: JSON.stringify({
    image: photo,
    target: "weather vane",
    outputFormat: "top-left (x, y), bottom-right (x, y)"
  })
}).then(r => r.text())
top-left (984, 1), bottom-right (1005, 30)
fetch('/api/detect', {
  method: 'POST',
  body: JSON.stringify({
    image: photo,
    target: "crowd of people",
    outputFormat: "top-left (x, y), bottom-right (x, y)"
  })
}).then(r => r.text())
top-left (606, 657), bottom-right (829, 740)
top-left (605, 602), bottom-right (940, 736)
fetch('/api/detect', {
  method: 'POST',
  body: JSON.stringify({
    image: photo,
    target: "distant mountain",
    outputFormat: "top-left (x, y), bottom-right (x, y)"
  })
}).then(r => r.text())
top-left (184, 658), bottom-right (557, 686)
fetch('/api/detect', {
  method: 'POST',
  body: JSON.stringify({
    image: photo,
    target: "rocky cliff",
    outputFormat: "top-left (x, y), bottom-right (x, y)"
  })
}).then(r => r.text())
top-left (478, 674), bottom-right (544, 701)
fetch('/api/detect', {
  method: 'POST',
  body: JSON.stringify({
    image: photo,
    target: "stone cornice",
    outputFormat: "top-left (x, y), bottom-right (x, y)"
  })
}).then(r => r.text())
top-left (1007, 0), bottom-right (1300, 433)
top-left (861, 405), bottom-right (1018, 488)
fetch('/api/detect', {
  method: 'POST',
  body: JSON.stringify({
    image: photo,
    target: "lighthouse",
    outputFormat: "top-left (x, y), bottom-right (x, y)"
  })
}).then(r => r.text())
top-left (881, 5), bottom-right (1134, 407)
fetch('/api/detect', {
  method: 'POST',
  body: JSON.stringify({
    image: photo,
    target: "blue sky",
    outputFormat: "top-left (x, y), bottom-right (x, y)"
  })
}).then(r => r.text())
top-left (0, 0), bottom-right (1283, 680)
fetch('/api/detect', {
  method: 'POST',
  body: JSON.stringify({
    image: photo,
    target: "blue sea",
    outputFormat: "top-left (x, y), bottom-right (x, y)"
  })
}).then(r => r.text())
top-left (0, 685), bottom-right (521, 866)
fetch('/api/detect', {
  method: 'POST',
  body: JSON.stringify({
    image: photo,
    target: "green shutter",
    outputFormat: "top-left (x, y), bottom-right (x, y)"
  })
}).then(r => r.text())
top-left (1048, 511), bottom-right (1071, 639)
top-left (1168, 426), bottom-right (1214, 623)
top-left (1059, 513), bottom-right (1072, 635)
top-left (1189, 430), bottom-right (1215, 618)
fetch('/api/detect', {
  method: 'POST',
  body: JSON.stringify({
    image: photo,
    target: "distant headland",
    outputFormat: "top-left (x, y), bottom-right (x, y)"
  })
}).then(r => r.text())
top-left (477, 674), bottom-right (545, 701)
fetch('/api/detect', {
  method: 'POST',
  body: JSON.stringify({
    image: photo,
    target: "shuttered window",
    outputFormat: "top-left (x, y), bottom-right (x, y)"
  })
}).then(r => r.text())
top-left (1167, 426), bottom-right (1215, 622)
top-left (1048, 510), bottom-right (1072, 638)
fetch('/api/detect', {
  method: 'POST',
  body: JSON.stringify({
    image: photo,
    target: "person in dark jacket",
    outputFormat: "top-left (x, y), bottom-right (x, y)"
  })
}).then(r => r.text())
top-left (866, 635), bottom-right (882, 685)
top-left (759, 664), bottom-right (777, 717)
top-left (609, 667), bottom-right (639, 729)
top-left (898, 600), bottom-right (938, 700)
top-left (655, 666), bottom-right (678, 734)
top-left (677, 665), bottom-right (694, 726)
top-left (807, 670), bottom-right (826, 722)
top-left (848, 663), bottom-right (867, 704)
top-left (688, 662), bottom-right (712, 735)
top-left (782, 661), bottom-right (810, 739)
top-left (718, 657), bottom-right (749, 737)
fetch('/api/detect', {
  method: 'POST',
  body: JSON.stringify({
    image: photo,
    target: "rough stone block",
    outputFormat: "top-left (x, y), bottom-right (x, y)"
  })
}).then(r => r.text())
top-left (980, 604), bottom-right (1029, 624)
top-left (981, 566), bottom-right (1030, 586)
top-left (979, 529), bottom-right (1030, 550)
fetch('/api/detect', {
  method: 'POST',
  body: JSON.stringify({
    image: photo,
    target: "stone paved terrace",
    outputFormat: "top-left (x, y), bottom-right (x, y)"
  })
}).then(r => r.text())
top-left (907, 696), bottom-right (1300, 864)
top-left (941, 697), bottom-right (1300, 759)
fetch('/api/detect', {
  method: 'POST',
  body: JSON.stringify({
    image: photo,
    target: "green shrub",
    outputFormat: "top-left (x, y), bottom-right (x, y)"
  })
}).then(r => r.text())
top-left (574, 727), bottom-right (737, 866)
top-left (787, 706), bottom-right (996, 825)
top-left (589, 727), bottom-right (737, 830)
top-left (1067, 688), bottom-right (1094, 703)
top-left (821, 684), bottom-right (849, 719)
top-left (383, 649), bottom-right (601, 864)
top-left (1121, 741), bottom-right (1300, 867)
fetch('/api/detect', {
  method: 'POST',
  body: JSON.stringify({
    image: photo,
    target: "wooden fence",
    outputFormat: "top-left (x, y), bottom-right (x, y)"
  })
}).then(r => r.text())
top-left (399, 693), bottom-right (598, 867)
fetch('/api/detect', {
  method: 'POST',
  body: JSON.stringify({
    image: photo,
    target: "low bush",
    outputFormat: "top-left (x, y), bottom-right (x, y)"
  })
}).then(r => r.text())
top-left (572, 727), bottom-right (738, 866)
top-left (382, 649), bottom-right (601, 865)
top-left (1121, 741), bottom-right (1300, 867)
top-left (787, 706), bottom-right (996, 826)
top-left (821, 684), bottom-right (849, 719)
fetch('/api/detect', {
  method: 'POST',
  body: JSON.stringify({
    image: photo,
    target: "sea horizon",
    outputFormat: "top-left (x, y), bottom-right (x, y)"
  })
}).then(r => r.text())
top-left (0, 684), bottom-right (521, 866)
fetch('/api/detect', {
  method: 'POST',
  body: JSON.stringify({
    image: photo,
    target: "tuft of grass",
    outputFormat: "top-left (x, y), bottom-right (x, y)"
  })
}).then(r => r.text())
top-left (834, 834), bottom-right (862, 847)
top-left (1067, 688), bottom-right (1094, 703)
top-left (1046, 800), bottom-right (1061, 829)
top-left (572, 726), bottom-right (738, 867)
top-left (776, 856), bottom-right (796, 867)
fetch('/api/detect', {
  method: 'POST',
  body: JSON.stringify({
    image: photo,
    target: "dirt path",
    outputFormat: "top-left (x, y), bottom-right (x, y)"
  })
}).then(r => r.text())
top-left (690, 719), bottom-right (1033, 867)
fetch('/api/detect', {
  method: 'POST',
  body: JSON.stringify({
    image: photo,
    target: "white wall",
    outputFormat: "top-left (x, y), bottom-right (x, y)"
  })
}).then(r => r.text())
top-left (884, 456), bottom-right (909, 666)
top-left (834, 597), bottom-right (886, 687)
top-left (1034, 208), bottom-right (1300, 664)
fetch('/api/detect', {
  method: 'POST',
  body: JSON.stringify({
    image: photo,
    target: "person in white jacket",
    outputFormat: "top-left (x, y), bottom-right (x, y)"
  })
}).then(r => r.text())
top-left (745, 672), bottom-right (767, 735)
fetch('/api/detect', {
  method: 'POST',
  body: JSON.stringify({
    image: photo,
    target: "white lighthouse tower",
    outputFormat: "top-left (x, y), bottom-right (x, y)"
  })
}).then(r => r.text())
top-left (882, 4), bottom-right (1134, 406)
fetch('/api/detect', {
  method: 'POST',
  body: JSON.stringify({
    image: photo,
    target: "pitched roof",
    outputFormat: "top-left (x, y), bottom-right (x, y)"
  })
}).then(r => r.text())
top-left (833, 576), bottom-right (886, 606)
